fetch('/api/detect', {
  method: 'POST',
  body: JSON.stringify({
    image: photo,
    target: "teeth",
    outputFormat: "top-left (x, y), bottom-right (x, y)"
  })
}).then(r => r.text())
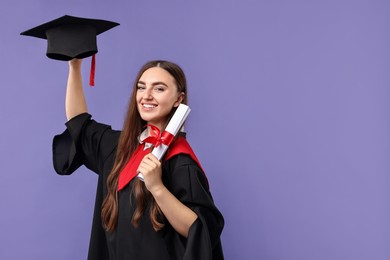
top-left (143, 104), bottom-right (157, 108)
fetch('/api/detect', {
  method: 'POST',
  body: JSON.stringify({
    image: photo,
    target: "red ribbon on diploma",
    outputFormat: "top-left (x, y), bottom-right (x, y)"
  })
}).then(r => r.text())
top-left (142, 124), bottom-right (175, 148)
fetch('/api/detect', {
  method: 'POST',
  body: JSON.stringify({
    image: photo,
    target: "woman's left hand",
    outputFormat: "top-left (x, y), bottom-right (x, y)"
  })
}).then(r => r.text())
top-left (137, 153), bottom-right (164, 194)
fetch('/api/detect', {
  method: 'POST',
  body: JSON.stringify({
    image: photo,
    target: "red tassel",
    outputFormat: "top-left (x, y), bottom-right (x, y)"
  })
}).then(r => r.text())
top-left (89, 54), bottom-right (96, 87)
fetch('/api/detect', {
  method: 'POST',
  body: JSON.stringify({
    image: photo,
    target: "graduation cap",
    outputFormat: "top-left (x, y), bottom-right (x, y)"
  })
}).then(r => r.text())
top-left (20, 15), bottom-right (120, 86)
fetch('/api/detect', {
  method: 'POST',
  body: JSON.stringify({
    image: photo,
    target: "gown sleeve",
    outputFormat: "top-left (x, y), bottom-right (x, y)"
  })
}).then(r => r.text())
top-left (53, 113), bottom-right (119, 260)
top-left (163, 154), bottom-right (225, 260)
top-left (52, 113), bottom-right (120, 175)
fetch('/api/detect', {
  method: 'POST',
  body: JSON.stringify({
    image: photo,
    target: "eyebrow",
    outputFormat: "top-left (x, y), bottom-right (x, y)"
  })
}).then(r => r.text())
top-left (137, 81), bottom-right (169, 87)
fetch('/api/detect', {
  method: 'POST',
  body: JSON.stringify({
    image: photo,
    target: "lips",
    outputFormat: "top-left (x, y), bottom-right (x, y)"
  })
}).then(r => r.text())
top-left (142, 103), bottom-right (157, 108)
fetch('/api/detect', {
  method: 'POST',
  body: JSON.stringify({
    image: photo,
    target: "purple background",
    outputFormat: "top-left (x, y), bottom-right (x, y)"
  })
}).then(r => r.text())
top-left (1, 1), bottom-right (389, 259)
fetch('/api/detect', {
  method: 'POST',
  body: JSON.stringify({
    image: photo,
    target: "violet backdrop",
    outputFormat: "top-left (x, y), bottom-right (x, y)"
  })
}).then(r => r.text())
top-left (0, 0), bottom-right (389, 259)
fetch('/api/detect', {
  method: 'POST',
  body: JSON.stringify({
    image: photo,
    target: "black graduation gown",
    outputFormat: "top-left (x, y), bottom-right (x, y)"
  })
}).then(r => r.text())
top-left (52, 113), bottom-right (224, 260)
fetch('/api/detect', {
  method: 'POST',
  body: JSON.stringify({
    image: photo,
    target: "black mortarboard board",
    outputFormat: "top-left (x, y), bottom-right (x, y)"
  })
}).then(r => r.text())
top-left (20, 15), bottom-right (119, 86)
top-left (20, 15), bottom-right (119, 61)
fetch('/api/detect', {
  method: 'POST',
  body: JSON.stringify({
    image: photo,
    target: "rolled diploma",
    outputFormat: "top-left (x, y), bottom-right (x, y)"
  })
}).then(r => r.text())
top-left (137, 104), bottom-right (191, 181)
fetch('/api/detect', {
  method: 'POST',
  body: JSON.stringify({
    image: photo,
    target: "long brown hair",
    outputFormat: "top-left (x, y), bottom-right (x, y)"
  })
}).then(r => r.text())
top-left (101, 60), bottom-right (188, 232)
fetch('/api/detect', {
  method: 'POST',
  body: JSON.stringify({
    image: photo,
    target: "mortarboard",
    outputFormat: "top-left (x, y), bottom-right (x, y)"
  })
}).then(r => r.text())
top-left (20, 15), bottom-right (120, 86)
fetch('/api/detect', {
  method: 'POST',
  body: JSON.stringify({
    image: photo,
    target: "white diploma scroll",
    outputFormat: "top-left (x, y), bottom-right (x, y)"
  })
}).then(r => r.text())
top-left (137, 104), bottom-right (191, 181)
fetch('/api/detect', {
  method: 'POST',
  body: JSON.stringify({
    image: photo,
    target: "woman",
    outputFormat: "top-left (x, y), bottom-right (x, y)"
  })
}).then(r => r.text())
top-left (53, 59), bottom-right (224, 260)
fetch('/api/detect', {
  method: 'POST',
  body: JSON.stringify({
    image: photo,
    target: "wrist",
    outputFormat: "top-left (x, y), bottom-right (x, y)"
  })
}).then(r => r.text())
top-left (149, 184), bottom-right (167, 198)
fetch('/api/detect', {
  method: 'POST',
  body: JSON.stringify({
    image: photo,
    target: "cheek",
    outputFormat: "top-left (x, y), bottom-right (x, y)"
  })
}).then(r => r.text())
top-left (135, 93), bottom-right (142, 103)
top-left (161, 97), bottom-right (177, 109)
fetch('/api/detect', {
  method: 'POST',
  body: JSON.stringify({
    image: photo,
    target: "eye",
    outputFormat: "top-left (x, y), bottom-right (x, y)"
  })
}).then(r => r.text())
top-left (137, 85), bottom-right (146, 91)
top-left (154, 86), bottom-right (165, 92)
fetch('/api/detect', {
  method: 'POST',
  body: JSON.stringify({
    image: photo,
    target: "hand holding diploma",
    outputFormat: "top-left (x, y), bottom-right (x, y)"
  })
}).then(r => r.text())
top-left (137, 104), bottom-right (191, 181)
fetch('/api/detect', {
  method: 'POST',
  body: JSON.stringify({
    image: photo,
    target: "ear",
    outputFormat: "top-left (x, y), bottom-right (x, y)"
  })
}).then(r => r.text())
top-left (174, 92), bottom-right (185, 107)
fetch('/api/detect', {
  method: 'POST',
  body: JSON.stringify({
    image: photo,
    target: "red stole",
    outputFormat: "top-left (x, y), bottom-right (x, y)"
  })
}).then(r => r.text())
top-left (117, 136), bottom-right (204, 191)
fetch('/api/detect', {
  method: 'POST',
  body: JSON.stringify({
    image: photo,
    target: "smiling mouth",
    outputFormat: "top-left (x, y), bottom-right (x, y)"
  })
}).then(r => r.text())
top-left (142, 103), bottom-right (157, 108)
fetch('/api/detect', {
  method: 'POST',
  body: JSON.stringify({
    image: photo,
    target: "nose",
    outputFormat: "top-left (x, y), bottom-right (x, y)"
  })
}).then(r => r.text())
top-left (142, 87), bottom-right (153, 100)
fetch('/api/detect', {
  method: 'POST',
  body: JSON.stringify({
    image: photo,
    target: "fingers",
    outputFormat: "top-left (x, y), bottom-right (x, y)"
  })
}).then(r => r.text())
top-left (69, 58), bottom-right (83, 68)
top-left (146, 153), bottom-right (159, 163)
top-left (138, 154), bottom-right (161, 173)
top-left (142, 154), bottom-right (160, 167)
top-left (138, 153), bottom-right (164, 193)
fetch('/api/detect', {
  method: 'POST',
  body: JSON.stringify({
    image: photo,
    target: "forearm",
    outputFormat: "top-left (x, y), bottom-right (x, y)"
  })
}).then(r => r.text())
top-left (65, 60), bottom-right (88, 121)
top-left (151, 186), bottom-right (198, 238)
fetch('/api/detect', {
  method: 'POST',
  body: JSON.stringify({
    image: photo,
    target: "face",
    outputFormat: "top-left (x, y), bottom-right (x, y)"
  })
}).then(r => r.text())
top-left (136, 67), bottom-right (184, 130)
